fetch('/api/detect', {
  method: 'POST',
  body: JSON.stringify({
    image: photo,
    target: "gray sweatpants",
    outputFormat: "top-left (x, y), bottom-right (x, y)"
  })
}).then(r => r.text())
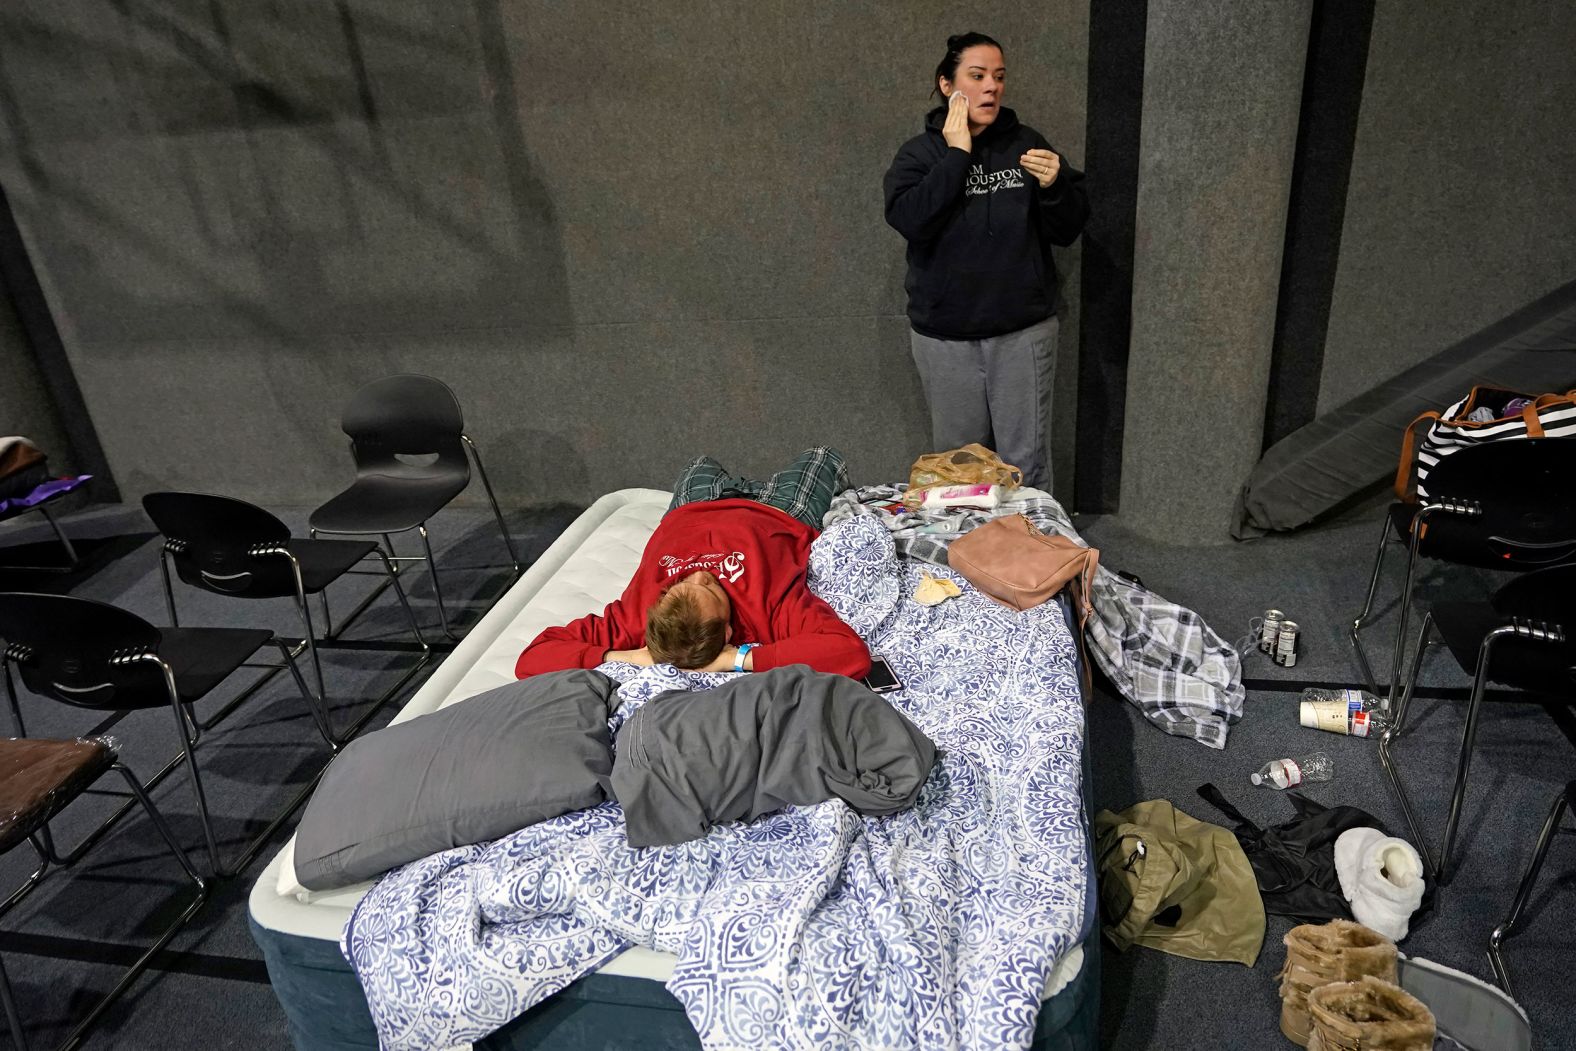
top-left (909, 315), bottom-right (1059, 491)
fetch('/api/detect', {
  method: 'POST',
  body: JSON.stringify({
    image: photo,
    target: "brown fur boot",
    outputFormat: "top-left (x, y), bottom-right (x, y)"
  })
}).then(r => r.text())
top-left (1278, 920), bottom-right (1398, 1046)
top-left (1305, 976), bottom-right (1435, 1050)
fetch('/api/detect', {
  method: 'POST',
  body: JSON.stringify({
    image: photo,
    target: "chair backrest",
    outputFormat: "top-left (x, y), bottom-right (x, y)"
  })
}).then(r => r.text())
top-left (0, 592), bottom-right (170, 711)
top-left (1490, 564), bottom-right (1576, 693)
top-left (1494, 564), bottom-right (1576, 622)
top-left (341, 375), bottom-right (468, 473)
top-left (142, 491), bottom-right (299, 599)
top-left (1419, 437), bottom-right (1576, 567)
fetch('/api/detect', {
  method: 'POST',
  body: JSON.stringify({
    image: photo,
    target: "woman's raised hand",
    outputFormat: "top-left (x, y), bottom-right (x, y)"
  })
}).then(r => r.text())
top-left (1020, 148), bottom-right (1061, 189)
top-left (943, 91), bottom-right (971, 152)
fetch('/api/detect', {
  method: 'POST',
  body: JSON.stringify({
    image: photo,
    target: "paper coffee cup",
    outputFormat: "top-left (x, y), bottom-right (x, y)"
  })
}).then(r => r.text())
top-left (1300, 700), bottom-right (1350, 735)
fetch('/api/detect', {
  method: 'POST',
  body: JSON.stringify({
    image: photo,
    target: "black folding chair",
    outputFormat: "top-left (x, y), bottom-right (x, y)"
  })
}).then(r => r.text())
top-left (0, 593), bottom-right (318, 878)
top-left (1487, 779), bottom-right (1574, 1000)
top-left (142, 491), bottom-right (428, 736)
top-left (0, 736), bottom-right (207, 1051)
top-left (1350, 437), bottom-right (1576, 705)
top-left (1379, 563), bottom-right (1576, 885)
top-left (308, 374), bottom-right (520, 640)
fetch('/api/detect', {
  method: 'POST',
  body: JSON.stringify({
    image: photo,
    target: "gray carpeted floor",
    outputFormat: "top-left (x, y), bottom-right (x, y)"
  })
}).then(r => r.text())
top-left (1077, 496), bottom-right (1571, 1050)
top-left (0, 491), bottom-right (1567, 1050)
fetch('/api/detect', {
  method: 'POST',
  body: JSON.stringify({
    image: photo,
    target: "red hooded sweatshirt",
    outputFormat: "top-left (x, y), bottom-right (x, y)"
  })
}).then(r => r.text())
top-left (514, 499), bottom-right (870, 679)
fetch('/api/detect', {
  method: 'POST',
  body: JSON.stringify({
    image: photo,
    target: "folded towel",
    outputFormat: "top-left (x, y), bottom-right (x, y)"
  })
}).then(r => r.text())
top-left (1334, 827), bottom-right (1425, 941)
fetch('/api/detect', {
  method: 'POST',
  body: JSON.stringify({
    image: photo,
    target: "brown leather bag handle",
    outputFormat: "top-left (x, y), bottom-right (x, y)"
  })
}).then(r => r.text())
top-left (1522, 389), bottom-right (1576, 436)
top-left (1523, 401), bottom-right (1546, 438)
top-left (1394, 410), bottom-right (1442, 502)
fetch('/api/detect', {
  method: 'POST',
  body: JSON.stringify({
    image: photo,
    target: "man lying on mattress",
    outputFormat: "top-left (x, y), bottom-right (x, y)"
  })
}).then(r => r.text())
top-left (515, 447), bottom-right (872, 680)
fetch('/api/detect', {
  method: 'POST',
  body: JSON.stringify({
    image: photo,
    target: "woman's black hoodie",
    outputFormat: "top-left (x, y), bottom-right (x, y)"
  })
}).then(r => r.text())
top-left (883, 106), bottom-right (1089, 340)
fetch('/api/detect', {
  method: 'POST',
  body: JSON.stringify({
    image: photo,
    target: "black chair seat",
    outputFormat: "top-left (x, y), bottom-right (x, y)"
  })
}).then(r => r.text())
top-left (0, 737), bottom-right (114, 853)
top-left (309, 471), bottom-right (469, 535)
top-left (160, 627), bottom-right (276, 702)
top-left (1430, 601), bottom-right (1576, 696)
top-left (286, 538), bottom-right (379, 593)
top-left (141, 490), bottom-right (428, 740)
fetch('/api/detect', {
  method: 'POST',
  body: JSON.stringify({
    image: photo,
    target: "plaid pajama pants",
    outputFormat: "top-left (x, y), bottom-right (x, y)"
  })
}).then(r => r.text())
top-left (668, 447), bottom-right (850, 528)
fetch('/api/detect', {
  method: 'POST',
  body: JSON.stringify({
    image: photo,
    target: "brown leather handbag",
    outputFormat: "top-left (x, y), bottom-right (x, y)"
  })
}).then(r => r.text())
top-left (948, 513), bottom-right (1099, 624)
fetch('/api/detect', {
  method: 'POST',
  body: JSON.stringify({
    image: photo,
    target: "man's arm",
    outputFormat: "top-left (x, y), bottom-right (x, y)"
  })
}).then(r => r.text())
top-left (514, 594), bottom-right (646, 678)
top-left (746, 588), bottom-right (871, 679)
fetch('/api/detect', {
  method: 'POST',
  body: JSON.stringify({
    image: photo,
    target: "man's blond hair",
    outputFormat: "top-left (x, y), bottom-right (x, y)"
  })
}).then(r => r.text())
top-left (645, 588), bottom-right (727, 668)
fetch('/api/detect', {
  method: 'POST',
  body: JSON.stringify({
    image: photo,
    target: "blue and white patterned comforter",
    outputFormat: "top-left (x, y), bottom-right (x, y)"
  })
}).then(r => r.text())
top-left (344, 516), bottom-right (1089, 1051)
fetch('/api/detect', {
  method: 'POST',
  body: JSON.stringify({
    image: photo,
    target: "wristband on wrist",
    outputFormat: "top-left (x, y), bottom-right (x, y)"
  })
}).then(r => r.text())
top-left (733, 643), bottom-right (754, 673)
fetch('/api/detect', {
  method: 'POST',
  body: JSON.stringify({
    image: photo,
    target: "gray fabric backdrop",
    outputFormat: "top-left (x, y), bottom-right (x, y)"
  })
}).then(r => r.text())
top-left (0, 1), bottom-right (1086, 508)
top-left (1, 0), bottom-right (1573, 541)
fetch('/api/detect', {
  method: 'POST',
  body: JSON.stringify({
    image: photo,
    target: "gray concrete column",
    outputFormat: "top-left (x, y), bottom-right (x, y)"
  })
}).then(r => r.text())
top-left (1118, 2), bottom-right (1311, 543)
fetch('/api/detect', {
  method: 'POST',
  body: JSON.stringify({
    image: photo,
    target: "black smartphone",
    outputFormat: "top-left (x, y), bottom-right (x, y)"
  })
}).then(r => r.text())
top-left (863, 656), bottom-right (903, 694)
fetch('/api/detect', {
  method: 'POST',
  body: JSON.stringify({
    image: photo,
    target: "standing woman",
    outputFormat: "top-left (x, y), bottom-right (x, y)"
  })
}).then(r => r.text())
top-left (884, 32), bottom-right (1089, 492)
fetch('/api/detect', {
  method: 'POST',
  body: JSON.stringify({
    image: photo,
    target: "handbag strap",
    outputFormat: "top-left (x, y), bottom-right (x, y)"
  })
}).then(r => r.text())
top-left (1014, 513), bottom-right (1101, 693)
top-left (1523, 389), bottom-right (1576, 437)
top-left (1394, 410), bottom-right (1442, 501)
top-left (1196, 783), bottom-right (1260, 833)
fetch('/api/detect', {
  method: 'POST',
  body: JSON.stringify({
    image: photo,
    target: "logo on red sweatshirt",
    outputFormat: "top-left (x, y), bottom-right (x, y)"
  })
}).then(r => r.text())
top-left (657, 551), bottom-right (747, 583)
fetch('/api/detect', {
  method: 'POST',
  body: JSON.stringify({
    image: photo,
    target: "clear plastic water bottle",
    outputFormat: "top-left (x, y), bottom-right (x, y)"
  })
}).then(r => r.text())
top-left (1299, 687), bottom-right (1390, 738)
top-left (1251, 752), bottom-right (1333, 789)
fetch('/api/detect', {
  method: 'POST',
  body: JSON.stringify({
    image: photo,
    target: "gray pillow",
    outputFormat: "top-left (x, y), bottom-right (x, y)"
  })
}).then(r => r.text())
top-left (293, 669), bottom-right (616, 890)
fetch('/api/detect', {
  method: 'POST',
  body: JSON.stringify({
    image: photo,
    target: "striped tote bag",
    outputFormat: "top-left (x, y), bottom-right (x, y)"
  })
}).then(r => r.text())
top-left (1394, 386), bottom-right (1576, 501)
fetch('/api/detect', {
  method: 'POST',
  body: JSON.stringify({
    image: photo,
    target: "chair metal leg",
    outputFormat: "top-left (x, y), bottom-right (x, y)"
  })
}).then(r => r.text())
top-left (376, 549), bottom-right (428, 652)
top-left (462, 434), bottom-right (522, 576)
top-left (165, 691), bottom-right (222, 877)
top-left (112, 764), bottom-right (205, 885)
top-left (1350, 513), bottom-right (1396, 695)
top-left (285, 550), bottom-right (427, 747)
top-left (38, 506), bottom-right (79, 568)
top-left (276, 637), bottom-right (336, 750)
top-left (1487, 784), bottom-right (1570, 999)
top-left (318, 589), bottom-right (333, 638)
top-left (1385, 522), bottom-right (1429, 708)
top-left (1437, 627), bottom-right (1514, 885)
top-left (0, 839), bottom-right (48, 919)
top-left (305, 551), bottom-right (432, 749)
top-left (3, 660), bottom-right (25, 738)
top-left (1378, 613), bottom-right (1439, 880)
top-left (158, 549), bottom-right (180, 628)
top-left (292, 588), bottom-right (330, 709)
top-left (157, 664), bottom-right (301, 880)
top-left (315, 513), bottom-right (510, 641)
top-left (417, 524), bottom-right (461, 641)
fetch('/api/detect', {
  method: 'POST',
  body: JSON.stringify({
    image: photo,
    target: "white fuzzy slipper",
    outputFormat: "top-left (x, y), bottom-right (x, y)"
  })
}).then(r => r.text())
top-left (1335, 827), bottom-right (1426, 942)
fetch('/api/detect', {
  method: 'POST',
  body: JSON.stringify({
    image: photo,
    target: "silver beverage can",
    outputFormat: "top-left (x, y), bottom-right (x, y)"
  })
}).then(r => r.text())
top-left (1260, 609), bottom-right (1285, 654)
top-left (1275, 620), bottom-right (1300, 667)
